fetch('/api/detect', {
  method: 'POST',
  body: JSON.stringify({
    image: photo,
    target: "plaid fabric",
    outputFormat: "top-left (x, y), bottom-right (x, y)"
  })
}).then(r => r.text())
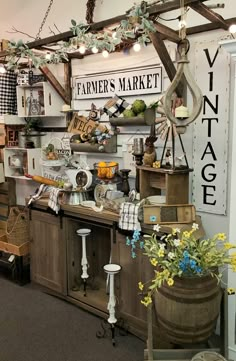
top-left (0, 70), bottom-right (17, 115)
top-left (103, 95), bottom-right (130, 117)
top-left (28, 184), bottom-right (49, 206)
top-left (48, 187), bottom-right (61, 214)
top-left (119, 202), bottom-right (141, 231)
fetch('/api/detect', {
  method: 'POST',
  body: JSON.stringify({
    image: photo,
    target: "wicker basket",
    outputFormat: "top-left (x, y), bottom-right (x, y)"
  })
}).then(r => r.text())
top-left (6, 207), bottom-right (29, 246)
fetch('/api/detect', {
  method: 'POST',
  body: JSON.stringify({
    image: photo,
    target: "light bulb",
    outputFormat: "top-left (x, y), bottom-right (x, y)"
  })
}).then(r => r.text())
top-left (133, 43), bottom-right (141, 52)
top-left (112, 31), bottom-right (117, 39)
top-left (45, 52), bottom-right (51, 60)
top-left (102, 50), bottom-right (109, 58)
top-left (0, 65), bottom-right (6, 74)
top-left (79, 45), bottom-right (86, 54)
top-left (92, 46), bottom-right (98, 54)
top-left (178, 19), bottom-right (187, 29)
top-left (229, 24), bottom-right (236, 34)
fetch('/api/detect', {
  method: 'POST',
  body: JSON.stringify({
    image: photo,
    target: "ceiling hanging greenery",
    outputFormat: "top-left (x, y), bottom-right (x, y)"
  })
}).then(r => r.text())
top-left (5, 2), bottom-right (157, 70)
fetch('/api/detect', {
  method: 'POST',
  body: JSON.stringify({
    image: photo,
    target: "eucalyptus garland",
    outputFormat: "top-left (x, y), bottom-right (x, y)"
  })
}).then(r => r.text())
top-left (5, 2), bottom-right (157, 70)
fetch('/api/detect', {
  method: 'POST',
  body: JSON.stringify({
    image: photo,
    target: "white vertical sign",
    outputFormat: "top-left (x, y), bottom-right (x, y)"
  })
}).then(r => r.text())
top-left (192, 42), bottom-right (230, 215)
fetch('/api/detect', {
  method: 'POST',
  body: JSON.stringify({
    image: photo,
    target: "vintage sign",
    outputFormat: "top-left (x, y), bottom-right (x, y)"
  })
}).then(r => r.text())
top-left (73, 66), bottom-right (162, 100)
top-left (192, 41), bottom-right (230, 215)
top-left (67, 114), bottom-right (97, 135)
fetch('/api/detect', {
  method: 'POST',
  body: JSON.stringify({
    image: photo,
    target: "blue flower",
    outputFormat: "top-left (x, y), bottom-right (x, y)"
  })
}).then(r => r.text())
top-left (133, 230), bottom-right (141, 241)
top-left (131, 251), bottom-right (137, 259)
top-left (183, 250), bottom-right (189, 259)
top-left (179, 261), bottom-right (186, 271)
top-left (126, 237), bottom-right (131, 246)
top-left (196, 266), bottom-right (202, 274)
top-left (190, 259), bottom-right (197, 269)
top-left (139, 241), bottom-right (144, 249)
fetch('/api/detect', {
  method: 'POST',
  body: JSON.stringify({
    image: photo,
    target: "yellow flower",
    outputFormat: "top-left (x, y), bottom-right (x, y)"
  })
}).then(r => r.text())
top-left (163, 269), bottom-right (170, 277)
top-left (227, 288), bottom-right (235, 295)
top-left (167, 278), bottom-right (174, 286)
top-left (158, 249), bottom-right (164, 257)
top-left (218, 233), bottom-right (226, 241)
top-left (224, 242), bottom-right (234, 249)
top-left (232, 265), bottom-right (236, 272)
top-left (138, 281), bottom-right (144, 291)
top-left (182, 231), bottom-right (190, 238)
top-left (150, 258), bottom-right (158, 266)
top-left (141, 295), bottom-right (152, 307)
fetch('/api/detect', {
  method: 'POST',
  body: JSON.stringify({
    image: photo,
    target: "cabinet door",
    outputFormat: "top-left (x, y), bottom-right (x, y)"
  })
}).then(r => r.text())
top-left (30, 210), bottom-right (66, 294)
top-left (43, 82), bottom-right (64, 116)
top-left (27, 149), bottom-right (41, 175)
top-left (114, 231), bottom-right (155, 339)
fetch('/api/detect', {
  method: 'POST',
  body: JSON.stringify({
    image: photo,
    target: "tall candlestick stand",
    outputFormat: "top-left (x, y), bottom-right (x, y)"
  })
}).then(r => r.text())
top-left (76, 228), bottom-right (91, 296)
top-left (132, 153), bottom-right (144, 193)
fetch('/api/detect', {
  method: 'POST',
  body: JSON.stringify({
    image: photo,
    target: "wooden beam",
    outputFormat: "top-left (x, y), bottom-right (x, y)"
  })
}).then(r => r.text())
top-left (153, 22), bottom-right (181, 43)
top-left (149, 32), bottom-right (183, 97)
top-left (64, 61), bottom-right (72, 102)
top-left (39, 66), bottom-right (70, 104)
top-left (0, 0), bottom-right (209, 56)
top-left (190, 1), bottom-right (229, 30)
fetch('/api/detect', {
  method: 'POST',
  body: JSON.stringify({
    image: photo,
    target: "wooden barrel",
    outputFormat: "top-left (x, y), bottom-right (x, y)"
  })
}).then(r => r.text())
top-left (154, 274), bottom-right (222, 344)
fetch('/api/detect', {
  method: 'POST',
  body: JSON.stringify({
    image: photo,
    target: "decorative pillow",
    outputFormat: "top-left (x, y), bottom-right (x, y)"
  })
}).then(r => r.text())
top-left (103, 95), bottom-right (130, 117)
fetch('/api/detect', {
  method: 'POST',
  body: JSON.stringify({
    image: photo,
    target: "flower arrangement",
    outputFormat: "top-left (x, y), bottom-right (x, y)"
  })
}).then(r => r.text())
top-left (126, 223), bottom-right (236, 306)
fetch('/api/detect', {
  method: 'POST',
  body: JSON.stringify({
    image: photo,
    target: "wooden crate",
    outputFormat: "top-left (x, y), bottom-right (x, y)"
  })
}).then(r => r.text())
top-left (0, 237), bottom-right (29, 256)
top-left (143, 204), bottom-right (196, 224)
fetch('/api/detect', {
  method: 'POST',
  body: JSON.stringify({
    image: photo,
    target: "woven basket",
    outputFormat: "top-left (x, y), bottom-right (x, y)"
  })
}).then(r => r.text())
top-left (6, 207), bottom-right (29, 246)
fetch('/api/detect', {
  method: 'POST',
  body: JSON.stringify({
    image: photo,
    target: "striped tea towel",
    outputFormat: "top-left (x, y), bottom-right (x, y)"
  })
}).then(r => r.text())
top-left (119, 202), bottom-right (141, 231)
top-left (28, 184), bottom-right (49, 206)
top-left (48, 187), bottom-right (61, 214)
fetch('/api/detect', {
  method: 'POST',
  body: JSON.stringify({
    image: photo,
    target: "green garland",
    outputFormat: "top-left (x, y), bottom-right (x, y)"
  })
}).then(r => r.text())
top-left (5, 2), bottom-right (157, 70)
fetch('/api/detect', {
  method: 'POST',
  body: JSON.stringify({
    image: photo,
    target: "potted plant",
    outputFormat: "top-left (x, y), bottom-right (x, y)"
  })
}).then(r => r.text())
top-left (18, 117), bottom-right (43, 148)
top-left (126, 224), bottom-right (236, 344)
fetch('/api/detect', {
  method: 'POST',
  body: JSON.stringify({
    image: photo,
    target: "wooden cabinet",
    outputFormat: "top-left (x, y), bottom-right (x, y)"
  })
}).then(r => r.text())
top-left (29, 209), bottom-right (67, 294)
top-left (4, 148), bottom-right (41, 179)
top-left (17, 82), bottom-right (64, 117)
top-left (138, 166), bottom-right (192, 204)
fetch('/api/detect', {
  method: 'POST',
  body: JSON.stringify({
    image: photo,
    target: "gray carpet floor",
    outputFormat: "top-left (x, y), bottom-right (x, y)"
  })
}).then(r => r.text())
top-left (0, 277), bottom-right (145, 361)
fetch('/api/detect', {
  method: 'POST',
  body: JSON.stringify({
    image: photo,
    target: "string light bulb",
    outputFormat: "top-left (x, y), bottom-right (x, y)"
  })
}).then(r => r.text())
top-left (0, 64), bottom-right (6, 74)
top-left (45, 52), bottom-right (51, 60)
top-left (229, 24), bottom-right (236, 34)
top-left (102, 50), bottom-right (109, 58)
top-left (92, 46), bottom-right (98, 54)
top-left (78, 45), bottom-right (86, 54)
top-left (133, 43), bottom-right (141, 52)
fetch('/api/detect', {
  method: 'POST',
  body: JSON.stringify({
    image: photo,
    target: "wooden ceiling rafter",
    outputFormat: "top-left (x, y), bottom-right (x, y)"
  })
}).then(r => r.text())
top-left (0, 0), bottom-right (231, 103)
top-left (189, 1), bottom-right (229, 30)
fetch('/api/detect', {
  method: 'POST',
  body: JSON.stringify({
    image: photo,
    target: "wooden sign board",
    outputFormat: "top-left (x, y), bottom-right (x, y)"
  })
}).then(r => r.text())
top-left (143, 204), bottom-right (196, 224)
top-left (67, 114), bottom-right (96, 135)
top-left (6, 126), bottom-right (23, 147)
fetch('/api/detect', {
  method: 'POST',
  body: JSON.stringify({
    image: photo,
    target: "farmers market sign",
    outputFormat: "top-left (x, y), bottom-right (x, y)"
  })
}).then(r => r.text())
top-left (73, 66), bottom-right (162, 99)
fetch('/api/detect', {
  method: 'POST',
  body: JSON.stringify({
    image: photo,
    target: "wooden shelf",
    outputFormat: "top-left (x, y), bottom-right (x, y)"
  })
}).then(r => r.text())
top-left (70, 135), bottom-right (117, 153)
top-left (109, 116), bottom-right (147, 126)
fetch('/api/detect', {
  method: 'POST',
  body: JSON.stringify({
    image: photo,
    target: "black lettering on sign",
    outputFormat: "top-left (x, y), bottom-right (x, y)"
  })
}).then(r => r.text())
top-left (202, 118), bottom-right (218, 137)
top-left (203, 48), bottom-right (219, 68)
top-left (203, 95), bottom-right (219, 114)
top-left (201, 142), bottom-right (217, 161)
top-left (202, 185), bottom-right (216, 205)
top-left (201, 164), bottom-right (217, 182)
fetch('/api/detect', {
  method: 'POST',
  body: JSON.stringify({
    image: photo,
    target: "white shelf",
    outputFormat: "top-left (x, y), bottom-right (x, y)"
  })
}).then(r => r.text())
top-left (16, 81), bottom-right (64, 118)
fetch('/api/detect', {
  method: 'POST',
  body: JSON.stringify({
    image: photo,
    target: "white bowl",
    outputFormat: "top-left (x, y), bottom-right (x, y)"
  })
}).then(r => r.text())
top-left (147, 195), bottom-right (166, 205)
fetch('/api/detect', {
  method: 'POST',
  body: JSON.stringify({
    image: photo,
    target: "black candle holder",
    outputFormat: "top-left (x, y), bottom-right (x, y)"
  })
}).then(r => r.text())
top-left (132, 152), bottom-right (144, 193)
top-left (119, 169), bottom-right (131, 196)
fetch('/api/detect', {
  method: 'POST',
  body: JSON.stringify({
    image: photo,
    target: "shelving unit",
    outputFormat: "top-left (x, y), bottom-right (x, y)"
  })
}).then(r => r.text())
top-left (16, 82), bottom-right (64, 117)
top-left (4, 148), bottom-right (41, 178)
top-left (138, 166), bottom-right (193, 204)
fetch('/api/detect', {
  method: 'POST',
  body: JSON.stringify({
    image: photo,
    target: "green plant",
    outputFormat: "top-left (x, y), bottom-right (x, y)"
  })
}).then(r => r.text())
top-left (126, 224), bottom-right (236, 306)
top-left (23, 118), bottom-right (42, 135)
